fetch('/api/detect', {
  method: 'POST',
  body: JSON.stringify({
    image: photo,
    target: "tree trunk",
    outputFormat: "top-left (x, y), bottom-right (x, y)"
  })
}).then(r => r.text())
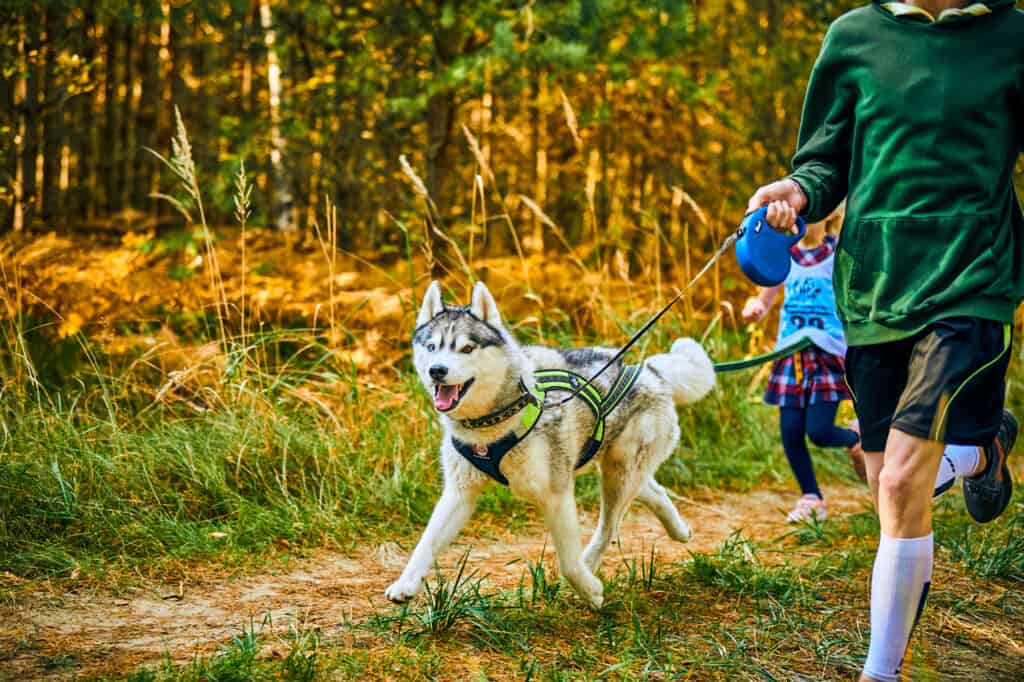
top-left (1, 29), bottom-right (16, 231)
top-left (241, 3), bottom-right (254, 118)
top-left (136, 7), bottom-right (158, 210)
top-left (155, 0), bottom-right (173, 216)
top-left (19, 6), bottom-right (41, 230)
top-left (259, 0), bottom-right (294, 231)
top-left (120, 12), bottom-right (137, 210)
top-left (424, 88), bottom-right (456, 216)
top-left (529, 68), bottom-right (548, 254)
top-left (77, 2), bottom-right (100, 220)
top-left (103, 16), bottom-right (122, 213)
top-left (41, 5), bottom-right (65, 223)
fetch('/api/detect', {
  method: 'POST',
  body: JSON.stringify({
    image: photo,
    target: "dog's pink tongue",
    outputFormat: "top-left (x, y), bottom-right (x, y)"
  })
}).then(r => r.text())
top-left (434, 384), bottom-right (459, 411)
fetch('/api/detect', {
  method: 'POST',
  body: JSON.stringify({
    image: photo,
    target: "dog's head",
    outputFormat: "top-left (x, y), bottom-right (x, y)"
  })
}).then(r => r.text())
top-left (412, 281), bottom-right (520, 418)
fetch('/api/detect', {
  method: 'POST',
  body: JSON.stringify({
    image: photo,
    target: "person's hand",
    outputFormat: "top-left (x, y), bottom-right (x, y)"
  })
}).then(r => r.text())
top-left (742, 297), bottom-right (769, 323)
top-left (766, 200), bottom-right (798, 233)
top-left (746, 179), bottom-right (808, 232)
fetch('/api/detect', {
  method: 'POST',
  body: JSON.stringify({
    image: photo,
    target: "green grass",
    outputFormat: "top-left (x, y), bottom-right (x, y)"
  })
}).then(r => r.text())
top-left (113, 496), bottom-right (1024, 681)
top-left (4, 322), bottom-right (1024, 679)
top-left (3, 321), bottom-right (1019, 581)
top-left (0, 325), bottom-right (832, 580)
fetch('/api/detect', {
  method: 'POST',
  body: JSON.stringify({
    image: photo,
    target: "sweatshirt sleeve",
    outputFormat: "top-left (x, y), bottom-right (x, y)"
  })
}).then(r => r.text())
top-left (788, 28), bottom-right (855, 223)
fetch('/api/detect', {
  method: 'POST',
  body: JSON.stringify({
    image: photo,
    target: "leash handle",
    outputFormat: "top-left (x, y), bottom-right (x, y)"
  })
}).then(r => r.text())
top-left (548, 231), bottom-right (739, 408)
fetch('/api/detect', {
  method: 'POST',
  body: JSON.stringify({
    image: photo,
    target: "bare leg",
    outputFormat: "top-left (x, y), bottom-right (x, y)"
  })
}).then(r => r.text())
top-left (385, 483), bottom-right (481, 602)
top-left (635, 476), bottom-right (692, 542)
top-left (864, 449), bottom-right (883, 507)
top-left (544, 488), bottom-right (604, 608)
top-left (877, 430), bottom-right (943, 538)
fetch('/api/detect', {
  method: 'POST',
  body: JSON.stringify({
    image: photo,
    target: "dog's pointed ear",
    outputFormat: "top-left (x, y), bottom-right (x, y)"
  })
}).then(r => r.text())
top-left (470, 281), bottom-right (502, 325)
top-left (417, 281), bottom-right (444, 326)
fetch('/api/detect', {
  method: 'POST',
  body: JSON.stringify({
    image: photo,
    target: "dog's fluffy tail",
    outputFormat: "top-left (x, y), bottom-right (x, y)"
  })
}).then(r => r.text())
top-left (646, 338), bottom-right (715, 405)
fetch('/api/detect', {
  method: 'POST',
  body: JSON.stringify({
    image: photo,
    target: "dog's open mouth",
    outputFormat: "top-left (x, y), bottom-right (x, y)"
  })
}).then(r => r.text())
top-left (433, 378), bottom-right (474, 412)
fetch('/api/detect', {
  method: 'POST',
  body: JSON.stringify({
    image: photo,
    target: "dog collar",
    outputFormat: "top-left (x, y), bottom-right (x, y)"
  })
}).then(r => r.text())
top-left (458, 380), bottom-right (543, 430)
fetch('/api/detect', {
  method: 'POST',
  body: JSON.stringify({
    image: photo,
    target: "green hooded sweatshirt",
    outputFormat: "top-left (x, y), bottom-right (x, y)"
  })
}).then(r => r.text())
top-left (788, 0), bottom-right (1024, 346)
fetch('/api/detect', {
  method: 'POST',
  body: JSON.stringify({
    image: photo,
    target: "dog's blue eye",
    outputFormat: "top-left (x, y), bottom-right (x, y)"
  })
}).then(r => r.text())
top-left (426, 343), bottom-right (436, 352)
top-left (460, 345), bottom-right (475, 354)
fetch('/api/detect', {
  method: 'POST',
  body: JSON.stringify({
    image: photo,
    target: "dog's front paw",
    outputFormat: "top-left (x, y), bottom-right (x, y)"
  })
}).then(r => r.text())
top-left (672, 518), bottom-right (693, 543)
top-left (583, 584), bottom-right (604, 610)
top-left (577, 572), bottom-right (604, 610)
top-left (385, 576), bottom-right (423, 603)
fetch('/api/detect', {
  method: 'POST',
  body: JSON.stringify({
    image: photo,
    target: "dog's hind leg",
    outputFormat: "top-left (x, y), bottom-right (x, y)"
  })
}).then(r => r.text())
top-left (582, 456), bottom-right (644, 574)
top-left (636, 477), bottom-right (692, 542)
top-left (543, 489), bottom-right (604, 609)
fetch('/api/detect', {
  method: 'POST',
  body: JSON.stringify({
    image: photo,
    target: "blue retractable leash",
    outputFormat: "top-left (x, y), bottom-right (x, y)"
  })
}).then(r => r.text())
top-left (735, 205), bottom-right (807, 287)
top-left (547, 205), bottom-right (809, 408)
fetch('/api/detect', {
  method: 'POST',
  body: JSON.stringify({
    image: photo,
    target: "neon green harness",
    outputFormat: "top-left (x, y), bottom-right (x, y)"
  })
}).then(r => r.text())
top-left (451, 365), bottom-right (643, 485)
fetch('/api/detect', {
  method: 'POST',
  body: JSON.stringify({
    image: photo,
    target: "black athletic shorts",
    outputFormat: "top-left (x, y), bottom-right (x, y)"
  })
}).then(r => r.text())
top-left (845, 317), bottom-right (1012, 452)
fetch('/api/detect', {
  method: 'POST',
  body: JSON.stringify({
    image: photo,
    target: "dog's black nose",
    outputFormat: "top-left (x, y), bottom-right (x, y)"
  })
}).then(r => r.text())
top-left (429, 365), bottom-right (448, 381)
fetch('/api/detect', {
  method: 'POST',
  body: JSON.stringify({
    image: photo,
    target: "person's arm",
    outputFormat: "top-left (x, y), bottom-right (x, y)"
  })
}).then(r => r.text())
top-left (742, 284), bottom-right (783, 323)
top-left (787, 28), bottom-right (855, 223)
top-left (747, 25), bottom-right (854, 224)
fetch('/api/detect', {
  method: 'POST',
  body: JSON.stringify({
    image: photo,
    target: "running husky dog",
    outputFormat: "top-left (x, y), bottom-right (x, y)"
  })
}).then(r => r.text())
top-left (385, 281), bottom-right (715, 608)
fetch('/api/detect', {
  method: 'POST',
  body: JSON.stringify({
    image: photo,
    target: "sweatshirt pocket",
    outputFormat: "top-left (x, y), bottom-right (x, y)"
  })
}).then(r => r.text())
top-left (843, 214), bottom-right (1006, 322)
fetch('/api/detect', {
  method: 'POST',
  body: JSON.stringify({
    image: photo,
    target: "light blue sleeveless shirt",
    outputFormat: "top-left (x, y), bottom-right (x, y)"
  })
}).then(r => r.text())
top-left (776, 236), bottom-right (846, 357)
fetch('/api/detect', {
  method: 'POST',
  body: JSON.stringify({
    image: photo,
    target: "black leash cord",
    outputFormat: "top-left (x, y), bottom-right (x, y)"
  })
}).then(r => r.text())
top-left (548, 231), bottom-right (739, 408)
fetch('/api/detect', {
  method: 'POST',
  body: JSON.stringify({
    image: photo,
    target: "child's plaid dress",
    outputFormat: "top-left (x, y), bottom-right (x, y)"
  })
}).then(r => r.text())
top-left (763, 236), bottom-right (852, 407)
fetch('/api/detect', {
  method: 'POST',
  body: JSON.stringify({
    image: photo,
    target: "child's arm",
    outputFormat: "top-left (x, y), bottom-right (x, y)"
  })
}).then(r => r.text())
top-left (747, 26), bottom-right (855, 225)
top-left (742, 285), bottom-right (782, 323)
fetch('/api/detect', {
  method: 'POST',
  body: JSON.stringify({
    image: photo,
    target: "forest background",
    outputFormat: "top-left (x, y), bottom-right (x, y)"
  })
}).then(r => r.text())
top-left (2, 0), bottom-right (907, 240)
top-left (2, 1), bottom-right (1024, 679)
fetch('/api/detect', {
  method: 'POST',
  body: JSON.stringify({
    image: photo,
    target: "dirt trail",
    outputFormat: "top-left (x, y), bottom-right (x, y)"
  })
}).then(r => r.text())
top-left (0, 484), bottom-right (870, 680)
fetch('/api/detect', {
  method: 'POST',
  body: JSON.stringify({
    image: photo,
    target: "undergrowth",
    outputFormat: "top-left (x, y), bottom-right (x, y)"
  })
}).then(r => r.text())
top-left (0, 306), bottom-right (892, 582)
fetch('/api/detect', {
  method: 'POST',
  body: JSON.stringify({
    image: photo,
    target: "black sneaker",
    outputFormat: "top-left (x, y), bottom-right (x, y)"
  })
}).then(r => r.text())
top-left (963, 409), bottom-right (1017, 524)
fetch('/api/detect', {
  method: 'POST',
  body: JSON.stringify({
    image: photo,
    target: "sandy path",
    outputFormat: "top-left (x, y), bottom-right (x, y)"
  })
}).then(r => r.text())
top-left (0, 484), bottom-right (870, 680)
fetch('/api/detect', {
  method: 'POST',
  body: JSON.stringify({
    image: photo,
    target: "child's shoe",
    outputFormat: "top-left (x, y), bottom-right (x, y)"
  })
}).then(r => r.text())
top-left (787, 494), bottom-right (827, 523)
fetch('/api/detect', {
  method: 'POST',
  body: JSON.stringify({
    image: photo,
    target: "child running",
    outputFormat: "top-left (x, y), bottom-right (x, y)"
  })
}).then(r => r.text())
top-left (742, 207), bottom-right (862, 523)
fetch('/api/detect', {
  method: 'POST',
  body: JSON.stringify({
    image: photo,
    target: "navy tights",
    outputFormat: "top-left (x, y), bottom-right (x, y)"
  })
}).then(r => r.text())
top-left (779, 402), bottom-right (859, 499)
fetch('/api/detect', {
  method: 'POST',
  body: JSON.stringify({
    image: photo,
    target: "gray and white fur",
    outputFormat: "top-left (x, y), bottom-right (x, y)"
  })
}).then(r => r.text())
top-left (386, 281), bottom-right (716, 608)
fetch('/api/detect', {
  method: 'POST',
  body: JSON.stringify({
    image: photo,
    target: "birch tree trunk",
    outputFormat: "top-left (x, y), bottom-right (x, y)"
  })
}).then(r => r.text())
top-left (259, 0), bottom-right (293, 231)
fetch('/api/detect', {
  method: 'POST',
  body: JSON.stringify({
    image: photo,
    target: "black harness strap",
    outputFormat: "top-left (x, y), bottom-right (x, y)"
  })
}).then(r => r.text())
top-left (452, 365), bottom-right (642, 485)
top-left (452, 430), bottom-right (531, 486)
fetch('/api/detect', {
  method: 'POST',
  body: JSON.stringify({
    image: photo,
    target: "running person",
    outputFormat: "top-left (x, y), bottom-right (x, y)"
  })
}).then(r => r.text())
top-left (744, 208), bottom-right (983, 522)
top-left (742, 208), bottom-right (863, 522)
top-left (745, 2), bottom-right (1023, 680)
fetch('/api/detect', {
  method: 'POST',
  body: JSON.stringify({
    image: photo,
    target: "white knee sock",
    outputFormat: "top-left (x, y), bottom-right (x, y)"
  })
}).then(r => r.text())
top-left (863, 533), bottom-right (933, 682)
top-left (933, 445), bottom-right (981, 498)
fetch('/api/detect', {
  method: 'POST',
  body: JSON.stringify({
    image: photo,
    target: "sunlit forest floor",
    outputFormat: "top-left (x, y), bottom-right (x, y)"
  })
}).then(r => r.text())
top-left (1, 228), bottom-right (1023, 680)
